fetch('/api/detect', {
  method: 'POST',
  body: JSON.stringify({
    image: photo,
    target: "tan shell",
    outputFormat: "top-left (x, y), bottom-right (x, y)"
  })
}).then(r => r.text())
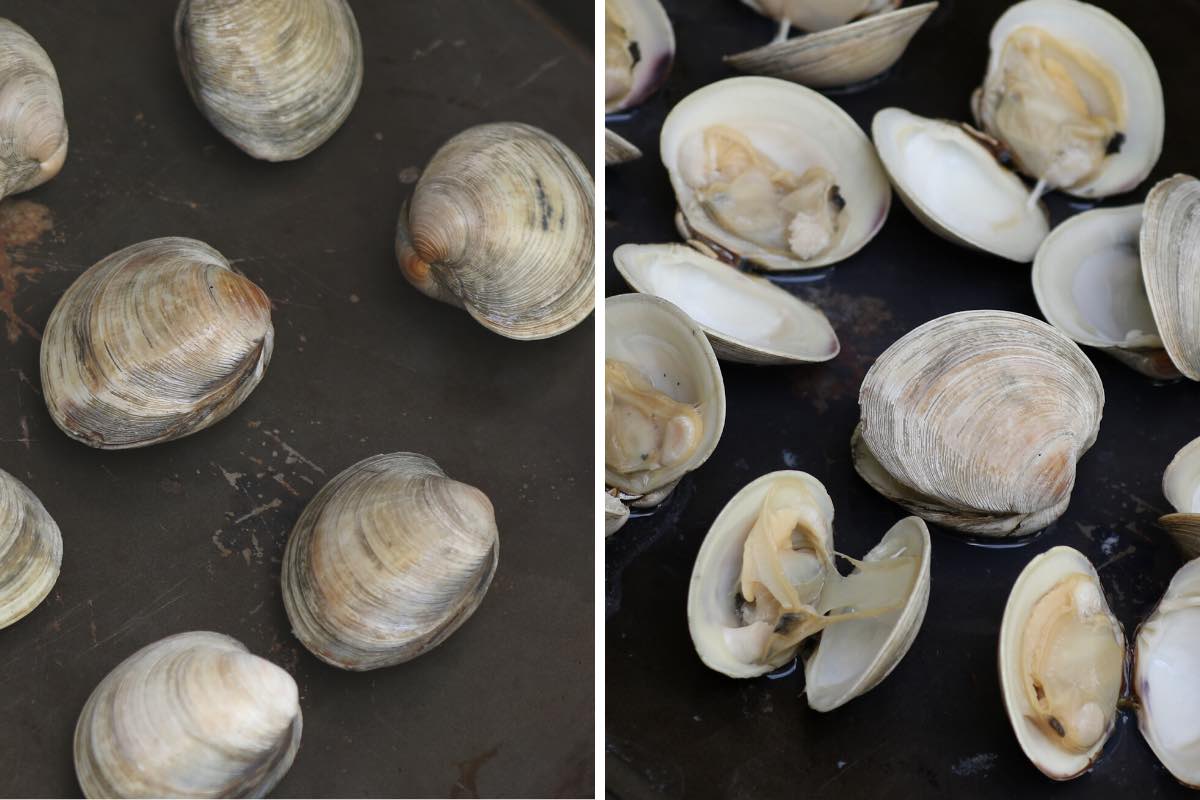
top-left (740, 0), bottom-right (900, 31)
top-left (605, 128), bottom-right (642, 165)
top-left (175, 0), bottom-right (363, 161)
top-left (725, 3), bottom-right (937, 89)
top-left (854, 310), bottom-right (1103, 537)
top-left (396, 123), bottom-right (594, 340)
top-left (282, 453), bottom-right (499, 671)
top-left (1139, 175), bottom-right (1200, 380)
top-left (0, 468), bottom-right (61, 629)
top-left (0, 18), bottom-right (67, 201)
top-left (40, 237), bottom-right (273, 449)
top-left (74, 631), bottom-right (301, 799)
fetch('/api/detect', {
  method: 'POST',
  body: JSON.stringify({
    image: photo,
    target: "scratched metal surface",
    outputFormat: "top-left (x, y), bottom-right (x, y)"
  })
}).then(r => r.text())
top-left (606, 0), bottom-right (1200, 797)
top-left (0, 2), bottom-right (593, 798)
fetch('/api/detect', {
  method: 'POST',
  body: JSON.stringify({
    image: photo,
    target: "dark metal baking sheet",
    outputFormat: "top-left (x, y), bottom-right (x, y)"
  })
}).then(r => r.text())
top-left (605, 1), bottom-right (1200, 797)
top-left (0, 1), bottom-right (593, 797)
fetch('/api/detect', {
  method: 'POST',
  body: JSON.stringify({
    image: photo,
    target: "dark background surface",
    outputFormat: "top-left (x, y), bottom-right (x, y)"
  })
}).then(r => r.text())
top-left (606, 1), bottom-right (1200, 798)
top-left (0, 1), bottom-right (593, 798)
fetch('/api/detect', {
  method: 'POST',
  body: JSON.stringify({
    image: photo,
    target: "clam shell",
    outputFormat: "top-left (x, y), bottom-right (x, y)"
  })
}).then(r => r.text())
top-left (855, 310), bottom-right (1103, 537)
top-left (40, 237), bottom-right (273, 449)
top-left (605, 128), bottom-right (642, 165)
top-left (1139, 175), bottom-right (1200, 380)
top-left (0, 468), bottom-right (61, 629)
top-left (605, 0), bottom-right (675, 113)
top-left (281, 453), bottom-right (499, 671)
top-left (396, 123), bottom-right (594, 340)
top-left (604, 490), bottom-right (629, 536)
top-left (175, 0), bottom-right (363, 161)
top-left (1159, 435), bottom-right (1200, 559)
top-left (740, 0), bottom-right (894, 31)
top-left (0, 19), bottom-right (67, 201)
top-left (74, 631), bottom-right (301, 799)
top-left (725, 3), bottom-right (937, 89)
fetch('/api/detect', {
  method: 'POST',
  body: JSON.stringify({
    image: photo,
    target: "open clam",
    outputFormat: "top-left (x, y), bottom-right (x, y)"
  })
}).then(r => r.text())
top-left (853, 310), bottom-right (1103, 538)
top-left (873, 108), bottom-right (1049, 262)
top-left (396, 122), bottom-right (594, 340)
top-left (0, 468), bottom-right (61, 629)
top-left (74, 631), bottom-right (301, 798)
top-left (687, 470), bottom-right (930, 711)
top-left (613, 242), bottom-right (838, 364)
top-left (605, 0), bottom-right (674, 113)
top-left (972, 0), bottom-right (1163, 199)
top-left (1159, 437), bottom-right (1200, 559)
top-left (661, 77), bottom-right (890, 271)
top-left (175, 0), bottom-right (363, 161)
top-left (0, 19), bottom-right (67, 201)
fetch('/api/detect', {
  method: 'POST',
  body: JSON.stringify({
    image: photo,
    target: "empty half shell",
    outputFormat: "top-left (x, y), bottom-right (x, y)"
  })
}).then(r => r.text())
top-left (396, 122), bottom-right (594, 340)
top-left (662, 77), bottom-right (890, 271)
top-left (605, 0), bottom-right (674, 113)
top-left (0, 468), bottom-right (61, 629)
top-left (854, 310), bottom-right (1103, 538)
top-left (41, 237), bottom-right (273, 449)
top-left (1159, 436), bottom-right (1200, 559)
top-left (74, 631), bottom-right (301, 798)
top-left (873, 107), bottom-right (1048, 262)
top-left (175, 0), bottom-right (363, 161)
top-left (0, 19), bottom-right (67, 201)
top-left (282, 453), bottom-right (499, 671)
top-left (613, 242), bottom-right (838, 364)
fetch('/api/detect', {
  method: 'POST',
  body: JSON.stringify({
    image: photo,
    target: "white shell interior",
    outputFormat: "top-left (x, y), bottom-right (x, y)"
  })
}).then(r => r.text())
top-left (873, 108), bottom-right (1048, 262)
top-left (606, 0), bottom-right (675, 113)
top-left (1163, 436), bottom-right (1200, 515)
top-left (1032, 204), bottom-right (1160, 349)
top-left (612, 243), bottom-right (839, 362)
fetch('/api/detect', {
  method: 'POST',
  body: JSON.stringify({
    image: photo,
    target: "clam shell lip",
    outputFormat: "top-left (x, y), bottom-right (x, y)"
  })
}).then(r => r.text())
top-left (739, 0), bottom-right (886, 31)
top-left (1139, 175), bottom-right (1200, 381)
top-left (0, 468), bottom-right (62, 630)
top-left (74, 631), bottom-right (302, 799)
top-left (856, 310), bottom-right (1103, 537)
top-left (976, 0), bottom-right (1163, 199)
top-left (605, 128), bottom-right (642, 165)
top-left (872, 107), bottom-right (1048, 263)
top-left (612, 242), bottom-right (840, 364)
top-left (0, 18), bottom-right (69, 201)
top-left (660, 76), bottom-right (891, 271)
top-left (400, 122), bottom-right (595, 341)
top-left (281, 453), bottom-right (500, 671)
top-left (605, 0), bottom-right (675, 113)
top-left (724, 2), bottom-right (938, 89)
top-left (604, 293), bottom-right (726, 495)
top-left (40, 236), bottom-right (274, 450)
top-left (999, 546), bottom-right (1120, 780)
top-left (174, 0), bottom-right (364, 162)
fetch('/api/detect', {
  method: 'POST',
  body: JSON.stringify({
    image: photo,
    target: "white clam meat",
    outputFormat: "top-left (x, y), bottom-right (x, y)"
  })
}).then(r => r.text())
top-left (0, 468), bottom-right (61, 629)
top-left (605, 0), bottom-right (675, 113)
top-left (0, 18), bottom-right (67, 201)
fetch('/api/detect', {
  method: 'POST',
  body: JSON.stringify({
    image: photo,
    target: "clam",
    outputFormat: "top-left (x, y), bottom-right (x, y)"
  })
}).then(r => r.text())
top-left (687, 470), bottom-right (930, 711)
top-left (395, 122), bottom-right (594, 340)
top-left (605, 0), bottom-right (674, 113)
top-left (1137, 175), bottom-right (1200, 380)
top-left (0, 468), bottom-right (61, 629)
top-left (872, 108), bottom-right (1049, 262)
top-left (725, 3), bottom-right (938, 90)
top-left (0, 19), bottom-right (67, 201)
top-left (281, 453), bottom-right (498, 670)
top-left (605, 294), bottom-right (725, 513)
top-left (612, 242), bottom-right (839, 364)
top-left (41, 237), bottom-right (273, 449)
top-left (1159, 436), bottom-right (1200, 559)
top-left (605, 128), bottom-right (642, 165)
top-left (661, 77), bottom-right (890, 271)
top-left (853, 310), bottom-right (1103, 538)
top-left (174, 0), bottom-right (363, 161)
top-left (739, 0), bottom-right (900, 33)
top-left (74, 631), bottom-right (301, 798)
top-left (972, 0), bottom-right (1163, 199)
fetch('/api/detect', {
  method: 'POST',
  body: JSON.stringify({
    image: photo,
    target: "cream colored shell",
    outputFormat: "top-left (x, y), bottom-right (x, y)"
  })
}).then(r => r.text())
top-left (396, 123), bottom-right (594, 340)
top-left (175, 0), bottom-right (363, 161)
top-left (40, 237), bottom-right (274, 449)
top-left (739, 0), bottom-right (899, 31)
top-left (0, 468), bottom-right (61, 629)
top-left (1159, 436), bottom-right (1200, 559)
top-left (74, 631), bottom-right (301, 799)
top-left (0, 18), bottom-right (67, 201)
top-left (281, 453), bottom-right (499, 671)
top-left (605, 128), bottom-right (642, 165)
top-left (1139, 175), bottom-right (1200, 380)
top-left (605, 0), bottom-right (675, 113)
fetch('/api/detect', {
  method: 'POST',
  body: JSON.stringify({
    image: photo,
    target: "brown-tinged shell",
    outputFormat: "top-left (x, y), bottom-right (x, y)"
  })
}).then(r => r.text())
top-left (0, 468), bottom-right (61, 629)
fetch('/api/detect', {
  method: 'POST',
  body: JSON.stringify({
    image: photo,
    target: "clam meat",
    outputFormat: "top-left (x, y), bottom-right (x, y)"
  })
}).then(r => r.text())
top-left (0, 18), bottom-right (67, 201)
top-left (0, 468), bottom-right (61, 629)
top-left (605, 0), bottom-right (675, 113)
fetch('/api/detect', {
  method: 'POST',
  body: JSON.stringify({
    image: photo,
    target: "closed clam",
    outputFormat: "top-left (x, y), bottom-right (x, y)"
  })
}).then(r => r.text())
top-left (74, 631), bottom-right (301, 798)
top-left (281, 453), bottom-right (499, 670)
top-left (396, 123), bottom-right (594, 340)
top-left (40, 237), bottom-right (273, 449)
top-left (0, 19), bottom-right (68, 201)
top-left (0, 468), bottom-right (61, 629)
top-left (175, 0), bottom-right (363, 161)
top-left (853, 310), bottom-right (1103, 538)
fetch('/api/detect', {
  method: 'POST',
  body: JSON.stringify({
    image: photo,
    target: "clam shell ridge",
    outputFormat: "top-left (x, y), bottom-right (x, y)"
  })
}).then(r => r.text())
top-left (40, 237), bottom-right (274, 449)
top-left (396, 122), bottom-right (595, 340)
top-left (175, 0), bottom-right (363, 161)
top-left (1140, 174), bottom-right (1200, 381)
top-left (0, 468), bottom-right (61, 629)
top-left (73, 631), bottom-right (302, 799)
top-left (281, 453), bottom-right (500, 670)
top-left (0, 18), bottom-right (68, 200)
top-left (856, 310), bottom-right (1103, 537)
